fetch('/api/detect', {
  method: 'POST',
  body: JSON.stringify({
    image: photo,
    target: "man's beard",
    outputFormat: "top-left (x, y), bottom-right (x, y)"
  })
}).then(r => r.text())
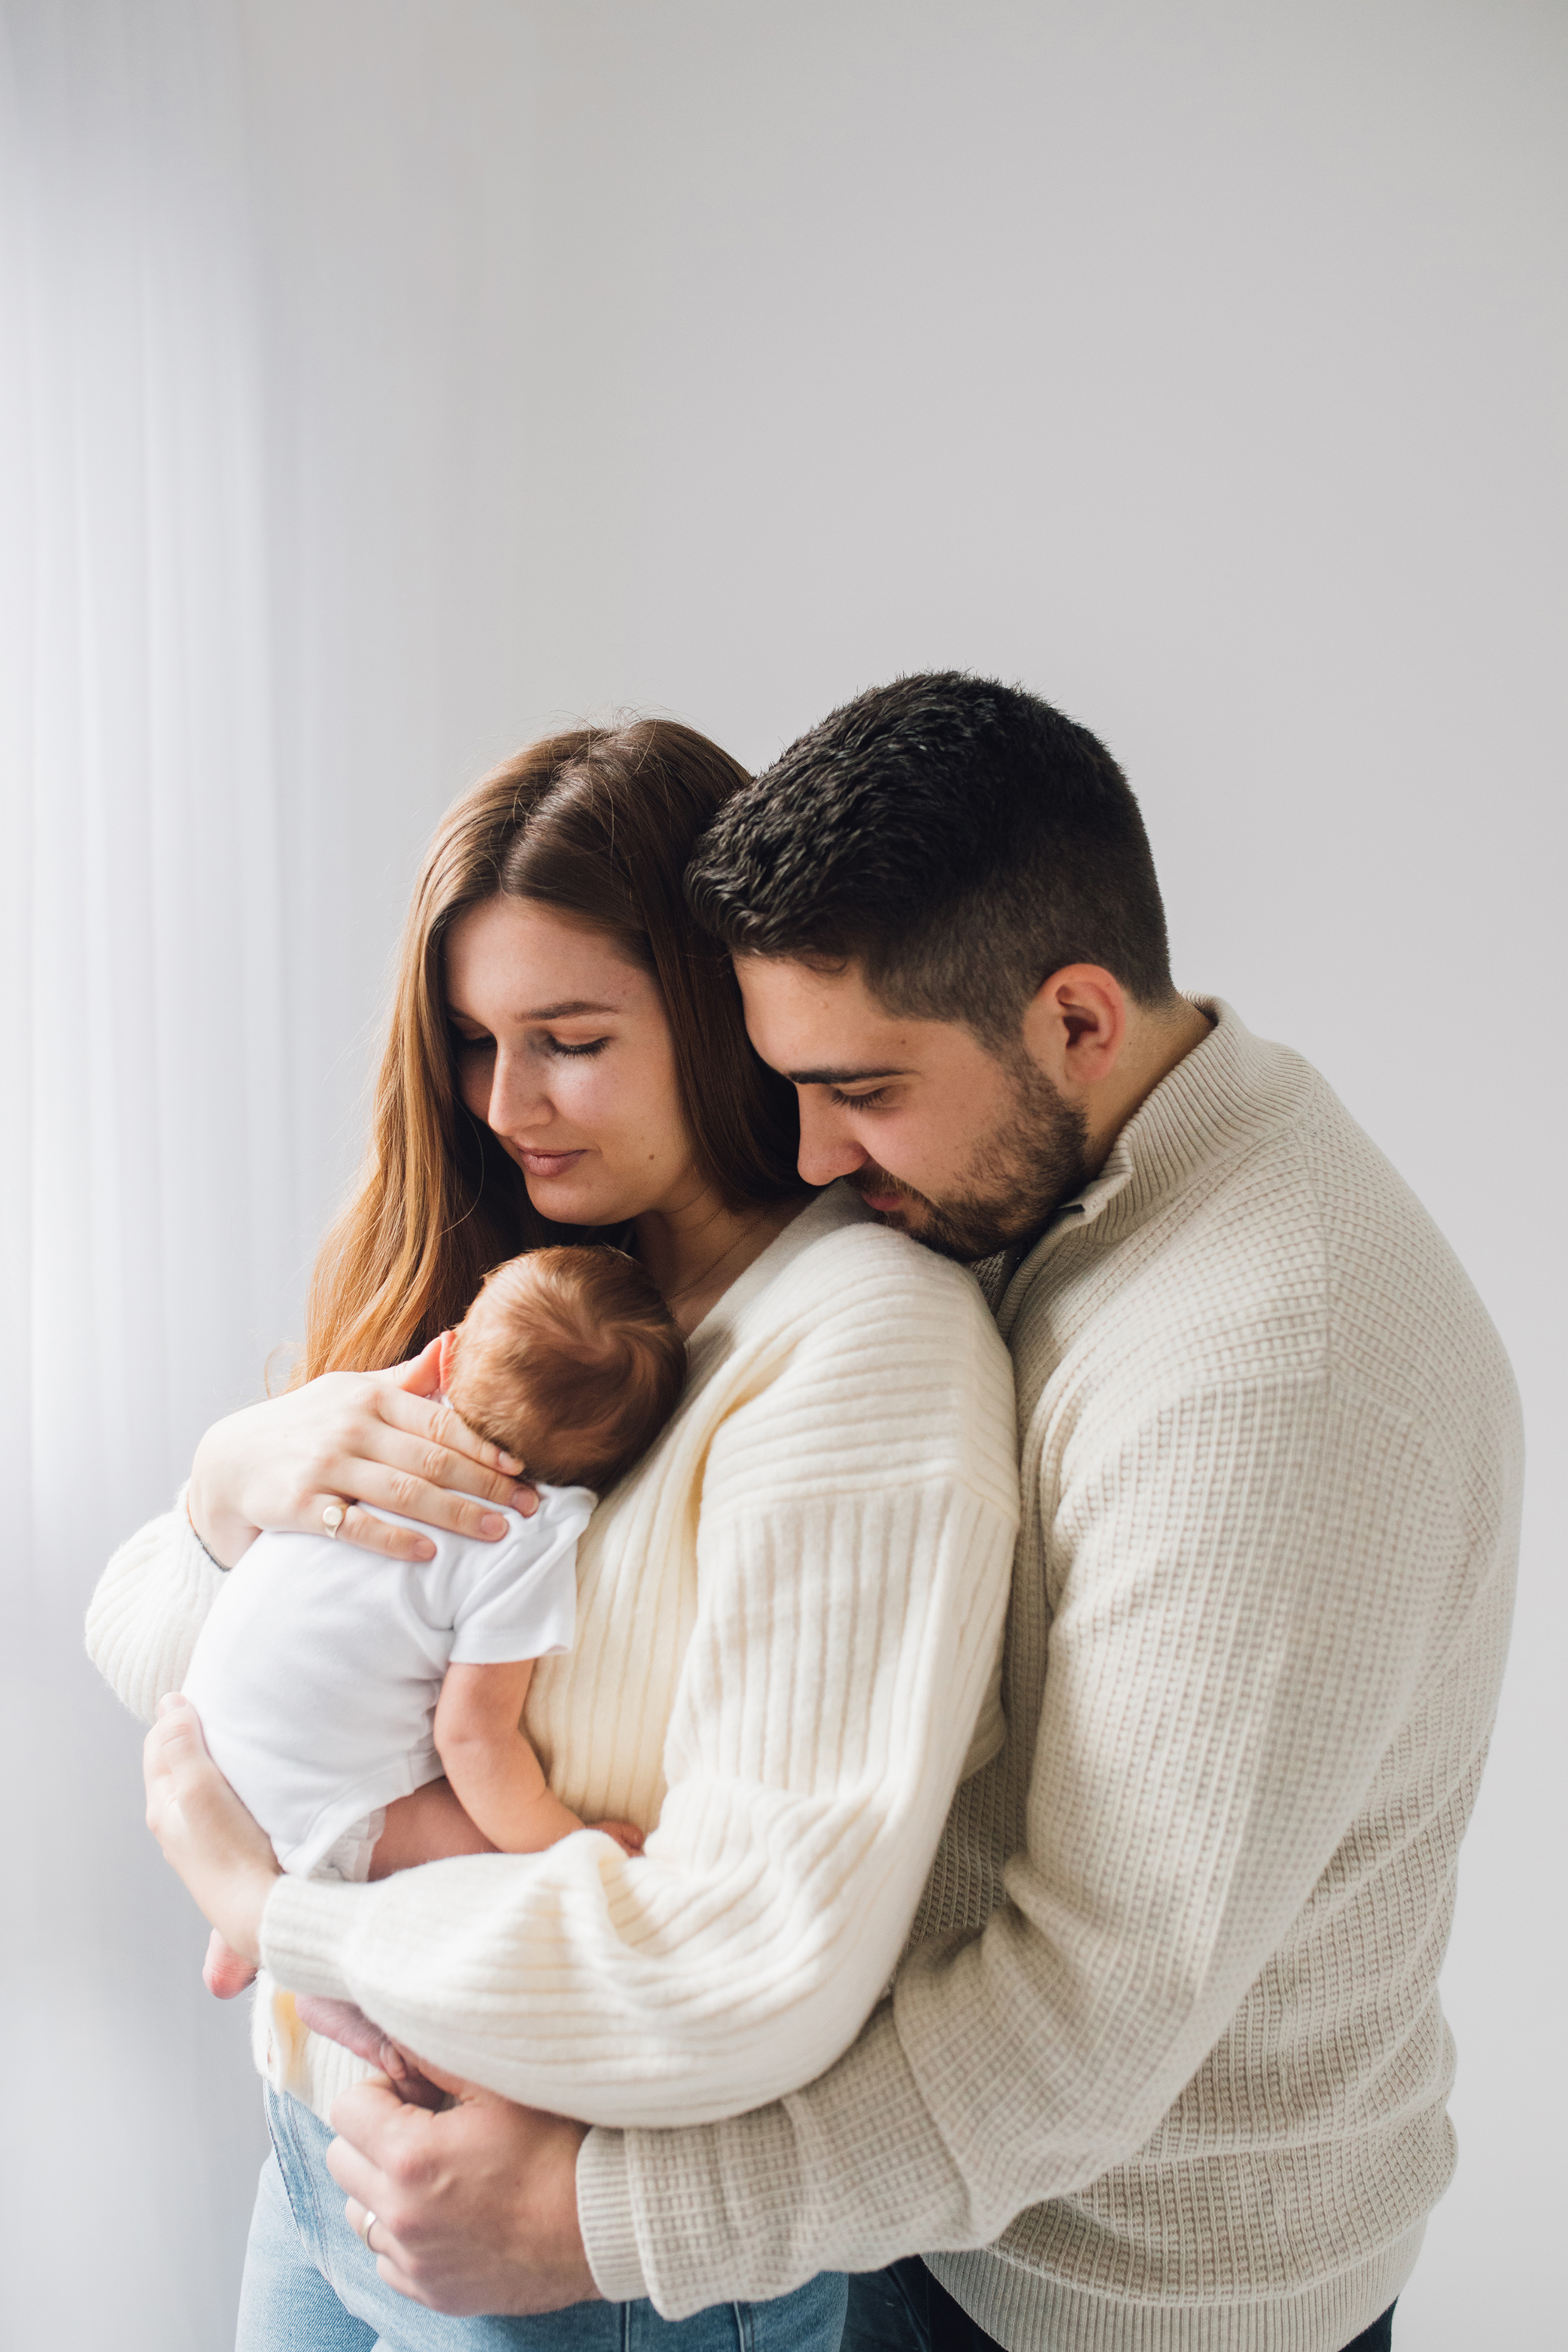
top-left (849, 1053), bottom-right (1091, 1263)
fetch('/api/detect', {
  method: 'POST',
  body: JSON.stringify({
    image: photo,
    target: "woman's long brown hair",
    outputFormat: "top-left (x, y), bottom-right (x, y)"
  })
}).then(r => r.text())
top-left (297, 721), bottom-right (804, 1380)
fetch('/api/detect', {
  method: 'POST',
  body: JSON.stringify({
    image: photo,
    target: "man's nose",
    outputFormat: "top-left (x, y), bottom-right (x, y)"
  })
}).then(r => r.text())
top-left (795, 1095), bottom-right (868, 1187)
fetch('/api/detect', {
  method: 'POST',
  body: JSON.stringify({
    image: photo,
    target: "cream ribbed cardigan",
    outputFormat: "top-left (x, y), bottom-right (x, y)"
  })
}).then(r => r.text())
top-left (576, 1004), bottom-right (1521, 2352)
top-left (86, 1184), bottom-right (1020, 2128)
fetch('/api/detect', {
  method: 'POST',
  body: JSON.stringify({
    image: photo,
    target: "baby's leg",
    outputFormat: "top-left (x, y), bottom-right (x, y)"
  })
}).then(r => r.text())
top-left (290, 1995), bottom-right (448, 2107)
top-left (367, 1776), bottom-right (498, 1877)
top-left (368, 1774), bottom-right (643, 1871)
top-left (205, 1782), bottom-right (637, 2004)
top-left (198, 1784), bottom-right (485, 2001)
top-left (278, 1785), bottom-right (494, 2105)
top-left (294, 1778), bottom-right (640, 2103)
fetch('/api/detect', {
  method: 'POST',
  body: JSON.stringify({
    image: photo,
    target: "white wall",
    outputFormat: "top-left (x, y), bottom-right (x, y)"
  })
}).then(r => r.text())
top-left (6, 4), bottom-right (1561, 2344)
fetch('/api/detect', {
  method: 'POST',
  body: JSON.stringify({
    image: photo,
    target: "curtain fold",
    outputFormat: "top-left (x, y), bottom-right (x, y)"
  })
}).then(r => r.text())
top-left (1, 11), bottom-right (542, 2336)
top-left (1, 8), bottom-right (296, 2341)
top-left (2, 0), bottom-right (300, 1596)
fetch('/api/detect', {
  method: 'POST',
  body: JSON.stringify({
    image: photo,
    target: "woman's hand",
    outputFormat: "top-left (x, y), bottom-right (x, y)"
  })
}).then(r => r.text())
top-left (144, 1694), bottom-right (280, 1963)
top-left (187, 1339), bottom-right (537, 1566)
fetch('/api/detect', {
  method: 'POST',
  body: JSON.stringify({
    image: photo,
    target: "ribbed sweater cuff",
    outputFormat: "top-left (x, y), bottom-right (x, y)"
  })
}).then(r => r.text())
top-left (259, 1873), bottom-right (366, 2000)
top-left (86, 1484), bottom-right (230, 1723)
top-left (578, 2130), bottom-right (650, 2302)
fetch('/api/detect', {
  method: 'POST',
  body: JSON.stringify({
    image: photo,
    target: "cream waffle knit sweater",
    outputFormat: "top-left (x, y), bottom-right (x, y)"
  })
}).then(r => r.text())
top-left (575, 1003), bottom-right (1521, 2352)
top-left (86, 1185), bottom-right (1020, 2128)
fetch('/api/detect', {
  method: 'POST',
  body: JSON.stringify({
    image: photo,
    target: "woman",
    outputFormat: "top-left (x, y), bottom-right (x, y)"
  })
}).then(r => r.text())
top-left (91, 719), bottom-right (1020, 2351)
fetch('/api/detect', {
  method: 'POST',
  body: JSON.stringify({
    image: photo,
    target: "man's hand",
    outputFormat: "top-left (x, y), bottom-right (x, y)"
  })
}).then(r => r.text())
top-left (325, 2066), bottom-right (599, 2315)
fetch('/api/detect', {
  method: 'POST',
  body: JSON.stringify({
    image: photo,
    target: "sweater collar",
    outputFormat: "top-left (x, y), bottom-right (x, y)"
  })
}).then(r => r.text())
top-left (989, 999), bottom-right (1286, 1332)
top-left (1071, 994), bottom-right (1241, 1223)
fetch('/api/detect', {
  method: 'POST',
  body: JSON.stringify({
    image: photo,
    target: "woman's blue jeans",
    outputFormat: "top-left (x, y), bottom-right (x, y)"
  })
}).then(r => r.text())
top-left (237, 2086), bottom-right (848, 2352)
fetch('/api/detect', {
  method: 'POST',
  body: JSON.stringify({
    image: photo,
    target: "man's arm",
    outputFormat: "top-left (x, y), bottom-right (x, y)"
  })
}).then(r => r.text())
top-left (318, 1359), bottom-right (1489, 2320)
top-left (317, 2009), bottom-right (954, 2317)
top-left (323, 1366), bottom-right (1469, 2320)
top-left (571, 1372), bottom-right (1478, 2314)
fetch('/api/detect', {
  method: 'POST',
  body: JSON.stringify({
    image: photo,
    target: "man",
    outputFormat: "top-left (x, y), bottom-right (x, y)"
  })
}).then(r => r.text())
top-left (322, 675), bottom-right (1521, 2352)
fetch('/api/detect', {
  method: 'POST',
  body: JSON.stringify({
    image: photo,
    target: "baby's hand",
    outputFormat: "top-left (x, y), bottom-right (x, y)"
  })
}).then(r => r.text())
top-left (588, 1819), bottom-right (644, 1858)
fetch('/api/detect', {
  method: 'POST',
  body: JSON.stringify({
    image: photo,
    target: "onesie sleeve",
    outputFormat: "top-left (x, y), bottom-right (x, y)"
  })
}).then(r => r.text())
top-left (446, 1486), bottom-right (590, 1665)
top-left (257, 1233), bottom-right (1020, 2130)
top-left (86, 1484), bottom-right (229, 1722)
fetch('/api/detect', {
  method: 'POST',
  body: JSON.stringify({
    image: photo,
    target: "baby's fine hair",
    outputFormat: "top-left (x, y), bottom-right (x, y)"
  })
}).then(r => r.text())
top-left (446, 1247), bottom-right (686, 1491)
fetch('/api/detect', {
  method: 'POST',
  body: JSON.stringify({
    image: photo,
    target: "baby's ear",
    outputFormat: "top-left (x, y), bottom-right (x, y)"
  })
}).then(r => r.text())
top-left (435, 1329), bottom-right (458, 1393)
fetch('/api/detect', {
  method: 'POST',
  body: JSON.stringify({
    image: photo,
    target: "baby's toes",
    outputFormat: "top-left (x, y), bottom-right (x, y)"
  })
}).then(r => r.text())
top-left (293, 1994), bottom-right (388, 2068)
top-left (203, 1929), bottom-right (258, 1999)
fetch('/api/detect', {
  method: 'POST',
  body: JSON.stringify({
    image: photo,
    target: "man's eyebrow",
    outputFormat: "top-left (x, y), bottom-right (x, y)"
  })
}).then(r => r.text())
top-left (786, 1065), bottom-right (913, 1086)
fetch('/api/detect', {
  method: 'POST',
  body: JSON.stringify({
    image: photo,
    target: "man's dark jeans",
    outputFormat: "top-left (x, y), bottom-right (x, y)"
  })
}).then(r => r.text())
top-left (840, 2259), bottom-right (1396, 2352)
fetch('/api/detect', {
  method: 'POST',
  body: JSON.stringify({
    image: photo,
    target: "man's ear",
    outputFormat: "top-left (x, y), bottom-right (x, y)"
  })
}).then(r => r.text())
top-left (1021, 965), bottom-right (1129, 1089)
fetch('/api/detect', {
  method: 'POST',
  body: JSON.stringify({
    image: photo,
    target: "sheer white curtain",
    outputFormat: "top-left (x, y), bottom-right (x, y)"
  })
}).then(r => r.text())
top-left (0, 6), bottom-right (299, 2340)
top-left (1, 5), bottom-right (540, 2341)
top-left (2, 0), bottom-right (298, 1571)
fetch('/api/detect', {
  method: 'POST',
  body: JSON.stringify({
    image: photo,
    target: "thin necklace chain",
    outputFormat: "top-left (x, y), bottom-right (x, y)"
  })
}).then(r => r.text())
top-left (662, 1217), bottom-right (767, 1309)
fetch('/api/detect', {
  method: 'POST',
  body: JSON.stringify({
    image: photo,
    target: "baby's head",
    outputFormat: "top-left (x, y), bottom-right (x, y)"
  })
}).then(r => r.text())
top-left (439, 1247), bottom-right (685, 1491)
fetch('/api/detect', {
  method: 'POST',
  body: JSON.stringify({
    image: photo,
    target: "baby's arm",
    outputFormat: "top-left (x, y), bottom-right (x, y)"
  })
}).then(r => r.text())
top-left (434, 1660), bottom-right (598, 1854)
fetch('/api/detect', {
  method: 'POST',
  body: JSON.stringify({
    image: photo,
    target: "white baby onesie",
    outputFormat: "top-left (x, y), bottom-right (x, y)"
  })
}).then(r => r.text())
top-left (181, 1484), bottom-right (593, 1879)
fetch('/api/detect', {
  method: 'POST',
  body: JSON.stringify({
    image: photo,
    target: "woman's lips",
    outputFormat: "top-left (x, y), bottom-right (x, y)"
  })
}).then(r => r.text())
top-left (518, 1147), bottom-right (586, 1178)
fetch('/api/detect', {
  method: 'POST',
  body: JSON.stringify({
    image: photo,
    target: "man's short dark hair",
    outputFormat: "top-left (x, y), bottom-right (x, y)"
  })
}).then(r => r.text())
top-left (685, 672), bottom-right (1176, 1044)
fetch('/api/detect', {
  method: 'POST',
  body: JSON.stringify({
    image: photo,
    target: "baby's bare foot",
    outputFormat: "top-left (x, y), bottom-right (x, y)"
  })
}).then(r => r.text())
top-left (591, 1819), bottom-right (645, 1857)
top-left (293, 1994), bottom-right (447, 2110)
top-left (203, 1928), bottom-right (258, 1999)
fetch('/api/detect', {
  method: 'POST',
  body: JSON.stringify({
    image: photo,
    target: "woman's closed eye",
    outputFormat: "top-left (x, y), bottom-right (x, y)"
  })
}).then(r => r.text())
top-left (544, 1034), bottom-right (610, 1060)
top-left (447, 1026), bottom-right (609, 1062)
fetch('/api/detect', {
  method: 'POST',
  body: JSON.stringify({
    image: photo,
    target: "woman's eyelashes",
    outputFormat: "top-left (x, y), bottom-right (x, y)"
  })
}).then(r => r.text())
top-left (544, 1034), bottom-right (610, 1060)
top-left (448, 1028), bottom-right (609, 1062)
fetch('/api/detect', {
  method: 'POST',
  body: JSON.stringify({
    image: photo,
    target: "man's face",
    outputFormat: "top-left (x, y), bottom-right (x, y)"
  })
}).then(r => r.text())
top-left (737, 955), bottom-right (1090, 1260)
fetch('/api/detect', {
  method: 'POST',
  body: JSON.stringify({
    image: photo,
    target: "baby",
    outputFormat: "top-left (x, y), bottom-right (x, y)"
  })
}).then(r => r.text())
top-left (182, 1246), bottom-right (685, 2019)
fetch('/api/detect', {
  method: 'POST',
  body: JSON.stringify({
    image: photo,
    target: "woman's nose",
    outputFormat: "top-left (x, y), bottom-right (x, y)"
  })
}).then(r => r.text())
top-left (485, 1049), bottom-right (547, 1137)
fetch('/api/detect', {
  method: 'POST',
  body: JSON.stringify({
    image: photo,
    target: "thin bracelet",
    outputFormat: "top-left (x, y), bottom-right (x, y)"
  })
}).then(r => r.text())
top-left (185, 1492), bottom-right (227, 1571)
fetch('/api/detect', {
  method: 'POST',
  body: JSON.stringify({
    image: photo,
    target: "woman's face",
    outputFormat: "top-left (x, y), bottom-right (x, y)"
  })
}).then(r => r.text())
top-left (443, 894), bottom-right (703, 1228)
